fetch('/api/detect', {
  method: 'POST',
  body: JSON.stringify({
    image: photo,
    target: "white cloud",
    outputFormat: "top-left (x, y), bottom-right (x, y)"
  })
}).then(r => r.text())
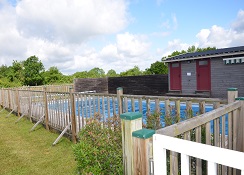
top-left (195, 10), bottom-right (244, 48)
top-left (116, 32), bottom-right (150, 57)
top-left (232, 10), bottom-right (244, 32)
top-left (16, 0), bottom-right (128, 43)
top-left (62, 32), bottom-right (152, 74)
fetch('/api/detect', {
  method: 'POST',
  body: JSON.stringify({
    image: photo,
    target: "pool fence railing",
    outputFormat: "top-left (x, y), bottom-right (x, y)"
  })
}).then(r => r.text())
top-left (0, 86), bottom-right (228, 147)
top-left (122, 88), bottom-right (244, 175)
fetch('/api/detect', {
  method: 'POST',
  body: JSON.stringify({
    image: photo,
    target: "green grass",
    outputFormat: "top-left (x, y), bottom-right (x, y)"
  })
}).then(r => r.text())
top-left (0, 109), bottom-right (77, 175)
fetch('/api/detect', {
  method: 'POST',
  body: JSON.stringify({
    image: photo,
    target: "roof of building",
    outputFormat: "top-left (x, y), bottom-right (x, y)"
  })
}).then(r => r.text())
top-left (164, 45), bottom-right (244, 63)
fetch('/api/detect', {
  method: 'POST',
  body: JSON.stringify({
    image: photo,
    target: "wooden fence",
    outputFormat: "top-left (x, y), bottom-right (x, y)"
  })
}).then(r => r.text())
top-left (122, 88), bottom-right (244, 175)
top-left (0, 86), bottom-right (226, 146)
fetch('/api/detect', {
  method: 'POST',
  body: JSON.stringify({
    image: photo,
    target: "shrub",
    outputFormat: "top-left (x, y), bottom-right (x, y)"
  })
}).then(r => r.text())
top-left (73, 116), bottom-right (123, 175)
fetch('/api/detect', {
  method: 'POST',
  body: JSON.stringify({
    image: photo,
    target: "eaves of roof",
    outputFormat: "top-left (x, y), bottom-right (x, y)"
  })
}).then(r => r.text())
top-left (163, 46), bottom-right (244, 63)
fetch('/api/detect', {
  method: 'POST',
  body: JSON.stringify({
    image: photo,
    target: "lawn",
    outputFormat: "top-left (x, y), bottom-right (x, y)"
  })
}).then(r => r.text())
top-left (0, 109), bottom-right (77, 175)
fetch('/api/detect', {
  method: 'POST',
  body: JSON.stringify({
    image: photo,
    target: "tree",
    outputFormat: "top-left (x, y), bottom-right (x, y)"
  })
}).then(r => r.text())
top-left (144, 61), bottom-right (168, 75)
top-left (42, 66), bottom-right (63, 84)
top-left (73, 71), bottom-right (88, 79)
top-left (87, 67), bottom-right (105, 78)
top-left (119, 66), bottom-right (143, 76)
top-left (23, 56), bottom-right (44, 86)
top-left (106, 69), bottom-right (118, 77)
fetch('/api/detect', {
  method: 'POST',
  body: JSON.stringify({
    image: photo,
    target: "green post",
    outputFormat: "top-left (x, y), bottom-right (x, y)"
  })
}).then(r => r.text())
top-left (120, 112), bottom-right (142, 175)
top-left (228, 88), bottom-right (238, 104)
top-left (132, 129), bottom-right (155, 175)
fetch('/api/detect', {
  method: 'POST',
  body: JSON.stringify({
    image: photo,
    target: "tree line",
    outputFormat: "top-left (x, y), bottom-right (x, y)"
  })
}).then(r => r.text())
top-left (0, 46), bottom-right (215, 87)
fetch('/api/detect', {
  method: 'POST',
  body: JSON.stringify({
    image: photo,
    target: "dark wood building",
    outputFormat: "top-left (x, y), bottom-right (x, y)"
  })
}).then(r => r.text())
top-left (164, 46), bottom-right (244, 98)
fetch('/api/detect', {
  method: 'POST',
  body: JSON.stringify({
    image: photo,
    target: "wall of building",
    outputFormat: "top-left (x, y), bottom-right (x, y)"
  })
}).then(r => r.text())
top-left (181, 61), bottom-right (197, 94)
top-left (211, 58), bottom-right (244, 98)
top-left (74, 74), bottom-right (169, 96)
top-left (108, 74), bottom-right (168, 95)
top-left (74, 78), bottom-right (108, 93)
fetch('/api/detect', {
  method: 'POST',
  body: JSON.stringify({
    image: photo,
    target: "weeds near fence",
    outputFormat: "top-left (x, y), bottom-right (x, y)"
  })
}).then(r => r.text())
top-left (73, 114), bottom-right (122, 175)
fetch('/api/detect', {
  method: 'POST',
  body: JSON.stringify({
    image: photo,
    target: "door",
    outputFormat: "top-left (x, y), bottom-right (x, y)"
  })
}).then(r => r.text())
top-left (196, 59), bottom-right (211, 90)
top-left (170, 62), bottom-right (181, 90)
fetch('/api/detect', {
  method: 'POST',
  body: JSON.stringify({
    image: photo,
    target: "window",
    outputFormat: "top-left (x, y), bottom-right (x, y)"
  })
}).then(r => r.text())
top-left (199, 60), bottom-right (208, 66)
top-left (172, 63), bottom-right (179, 68)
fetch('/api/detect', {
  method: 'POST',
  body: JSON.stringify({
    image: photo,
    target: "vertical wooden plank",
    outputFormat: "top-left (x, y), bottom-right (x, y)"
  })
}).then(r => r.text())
top-left (124, 97), bottom-right (128, 112)
top-left (84, 95), bottom-right (88, 119)
top-left (93, 95), bottom-right (96, 116)
top-left (112, 96), bottom-right (116, 116)
top-left (139, 98), bottom-right (142, 113)
top-left (175, 100), bottom-right (180, 123)
top-left (170, 151), bottom-right (178, 175)
top-left (131, 98), bottom-right (135, 112)
top-left (165, 99), bottom-right (170, 126)
top-left (206, 121), bottom-right (211, 145)
top-left (184, 131), bottom-right (191, 173)
top-left (186, 100), bottom-right (192, 119)
top-left (81, 95), bottom-right (85, 128)
top-left (15, 88), bottom-right (20, 117)
top-left (70, 88), bottom-right (77, 143)
top-left (97, 96), bottom-right (101, 117)
top-left (102, 96), bottom-right (105, 124)
top-left (222, 114), bottom-right (227, 174)
top-left (43, 87), bottom-right (49, 131)
top-left (117, 87), bottom-right (123, 116)
top-left (155, 99), bottom-right (160, 114)
top-left (213, 102), bottom-right (220, 174)
top-left (196, 126), bottom-right (202, 175)
top-left (107, 96), bottom-right (111, 125)
top-left (228, 111), bottom-right (233, 175)
top-left (146, 98), bottom-right (151, 117)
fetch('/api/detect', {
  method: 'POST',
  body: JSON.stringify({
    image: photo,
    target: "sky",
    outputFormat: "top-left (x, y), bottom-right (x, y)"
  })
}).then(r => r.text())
top-left (0, 0), bottom-right (243, 75)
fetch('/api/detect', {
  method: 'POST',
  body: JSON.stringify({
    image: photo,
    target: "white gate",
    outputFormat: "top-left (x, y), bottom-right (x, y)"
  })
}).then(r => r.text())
top-left (153, 134), bottom-right (244, 175)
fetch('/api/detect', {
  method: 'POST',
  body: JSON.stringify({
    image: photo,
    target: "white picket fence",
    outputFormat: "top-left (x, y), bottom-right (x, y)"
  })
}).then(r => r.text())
top-left (153, 134), bottom-right (244, 175)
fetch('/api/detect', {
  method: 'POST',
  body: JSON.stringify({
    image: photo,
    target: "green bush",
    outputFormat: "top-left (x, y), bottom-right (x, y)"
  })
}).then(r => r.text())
top-left (73, 117), bottom-right (123, 175)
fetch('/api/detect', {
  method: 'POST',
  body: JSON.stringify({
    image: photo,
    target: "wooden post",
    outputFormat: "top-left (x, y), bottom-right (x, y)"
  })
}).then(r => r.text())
top-left (1, 88), bottom-right (4, 107)
top-left (15, 88), bottom-right (20, 117)
top-left (117, 87), bottom-right (123, 116)
top-left (43, 87), bottom-right (49, 131)
top-left (69, 87), bottom-right (77, 144)
top-left (28, 86), bottom-right (32, 120)
top-left (234, 98), bottom-right (243, 175)
top-left (228, 88), bottom-right (238, 104)
top-left (132, 128), bottom-right (155, 175)
top-left (120, 112), bottom-right (142, 175)
top-left (8, 88), bottom-right (11, 109)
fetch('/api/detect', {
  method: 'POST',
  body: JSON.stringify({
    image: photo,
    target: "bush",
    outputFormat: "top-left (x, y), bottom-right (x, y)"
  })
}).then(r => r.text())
top-left (73, 116), bottom-right (123, 175)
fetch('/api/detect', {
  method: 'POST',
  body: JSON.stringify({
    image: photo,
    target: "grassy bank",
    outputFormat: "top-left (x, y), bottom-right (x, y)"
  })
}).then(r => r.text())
top-left (0, 109), bottom-right (76, 175)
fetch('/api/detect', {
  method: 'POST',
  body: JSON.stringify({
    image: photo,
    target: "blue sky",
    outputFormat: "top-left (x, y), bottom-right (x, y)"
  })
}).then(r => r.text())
top-left (0, 0), bottom-right (243, 74)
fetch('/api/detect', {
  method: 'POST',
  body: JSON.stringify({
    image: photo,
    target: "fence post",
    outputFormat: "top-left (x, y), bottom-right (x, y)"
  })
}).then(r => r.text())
top-left (117, 87), bottom-right (123, 116)
top-left (132, 128), bottom-right (155, 175)
top-left (8, 88), bottom-right (11, 109)
top-left (28, 86), bottom-right (32, 120)
top-left (43, 87), bottom-right (49, 131)
top-left (69, 87), bottom-right (77, 144)
top-left (235, 97), bottom-right (244, 175)
top-left (120, 112), bottom-right (142, 175)
top-left (228, 88), bottom-right (238, 104)
top-left (15, 88), bottom-right (20, 117)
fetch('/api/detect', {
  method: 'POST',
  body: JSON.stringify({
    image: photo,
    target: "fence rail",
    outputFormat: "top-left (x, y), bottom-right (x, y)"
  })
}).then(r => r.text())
top-left (153, 134), bottom-right (244, 175)
top-left (121, 88), bottom-right (244, 175)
